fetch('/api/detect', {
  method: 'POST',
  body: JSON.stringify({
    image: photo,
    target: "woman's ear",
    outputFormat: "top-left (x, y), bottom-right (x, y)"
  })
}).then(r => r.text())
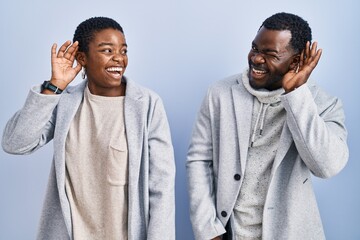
top-left (75, 52), bottom-right (86, 67)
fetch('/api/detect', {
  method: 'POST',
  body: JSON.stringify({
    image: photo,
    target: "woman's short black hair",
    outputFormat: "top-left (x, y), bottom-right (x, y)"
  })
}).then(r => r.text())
top-left (260, 12), bottom-right (312, 54)
top-left (73, 16), bottom-right (124, 53)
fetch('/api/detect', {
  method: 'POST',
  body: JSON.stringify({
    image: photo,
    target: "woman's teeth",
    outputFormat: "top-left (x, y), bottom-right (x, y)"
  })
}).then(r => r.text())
top-left (107, 67), bottom-right (123, 72)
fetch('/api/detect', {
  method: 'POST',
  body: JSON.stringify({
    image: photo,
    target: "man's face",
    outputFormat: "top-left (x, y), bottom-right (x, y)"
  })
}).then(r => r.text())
top-left (247, 26), bottom-right (298, 90)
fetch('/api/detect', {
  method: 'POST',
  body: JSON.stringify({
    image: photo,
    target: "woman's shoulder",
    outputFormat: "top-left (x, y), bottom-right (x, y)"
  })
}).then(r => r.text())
top-left (125, 77), bottom-right (161, 101)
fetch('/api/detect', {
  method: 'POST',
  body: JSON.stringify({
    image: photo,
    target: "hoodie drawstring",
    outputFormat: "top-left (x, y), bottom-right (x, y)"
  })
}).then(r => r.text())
top-left (251, 102), bottom-right (270, 147)
top-left (259, 103), bottom-right (270, 135)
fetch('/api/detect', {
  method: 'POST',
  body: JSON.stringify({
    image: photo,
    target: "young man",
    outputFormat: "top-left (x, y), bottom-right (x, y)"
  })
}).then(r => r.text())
top-left (187, 12), bottom-right (348, 240)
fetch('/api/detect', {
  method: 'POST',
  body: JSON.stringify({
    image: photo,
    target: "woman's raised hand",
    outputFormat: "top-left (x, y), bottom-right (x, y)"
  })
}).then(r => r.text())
top-left (50, 40), bottom-right (82, 90)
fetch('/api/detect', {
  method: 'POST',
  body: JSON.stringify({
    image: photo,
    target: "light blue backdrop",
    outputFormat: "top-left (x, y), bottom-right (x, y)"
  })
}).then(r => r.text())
top-left (1, 0), bottom-right (359, 239)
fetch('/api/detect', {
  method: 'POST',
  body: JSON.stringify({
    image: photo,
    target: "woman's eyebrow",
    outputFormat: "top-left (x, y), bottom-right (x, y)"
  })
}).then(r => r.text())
top-left (98, 42), bottom-right (128, 47)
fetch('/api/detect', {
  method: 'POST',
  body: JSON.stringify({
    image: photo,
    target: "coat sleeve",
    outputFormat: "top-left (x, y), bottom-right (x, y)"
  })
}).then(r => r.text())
top-left (147, 98), bottom-right (176, 240)
top-left (186, 90), bottom-right (226, 240)
top-left (281, 83), bottom-right (349, 178)
top-left (2, 86), bottom-right (60, 155)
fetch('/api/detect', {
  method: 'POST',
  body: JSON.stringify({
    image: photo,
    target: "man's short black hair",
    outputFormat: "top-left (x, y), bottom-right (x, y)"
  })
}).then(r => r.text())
top-left (73, 16), bottom-right (124, 54)
top-left (260, 12), bottom-right (312, 54)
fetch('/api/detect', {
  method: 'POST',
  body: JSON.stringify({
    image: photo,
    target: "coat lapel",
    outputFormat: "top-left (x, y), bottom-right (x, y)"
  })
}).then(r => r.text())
top-left (53, 80), bottom-right (86, 234)
top-left (231, 78), bottom-right (253, 176)
top-left (270, 122), bottom-right (293, 178)
top-left (54, 81), bottom-right (86, 188)
top-left (231, 74), bottom-right (294, 178)
top-left (123, 79), bottom-right (145, 188)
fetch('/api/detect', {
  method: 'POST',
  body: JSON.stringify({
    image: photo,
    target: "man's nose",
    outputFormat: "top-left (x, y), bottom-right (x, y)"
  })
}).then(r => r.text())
top-left (251, 52), bottom-right (266, 64)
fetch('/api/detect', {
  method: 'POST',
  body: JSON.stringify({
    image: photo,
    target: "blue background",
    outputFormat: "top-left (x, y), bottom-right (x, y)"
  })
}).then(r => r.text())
top-left (1, 0), bottom-right (359, 239)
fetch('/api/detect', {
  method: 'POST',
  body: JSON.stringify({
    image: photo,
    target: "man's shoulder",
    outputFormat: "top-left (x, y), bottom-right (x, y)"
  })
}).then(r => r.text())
top-left (208, 73), bottom-right (243, 93)
top-left (306, 80), bottom-right (339, 105)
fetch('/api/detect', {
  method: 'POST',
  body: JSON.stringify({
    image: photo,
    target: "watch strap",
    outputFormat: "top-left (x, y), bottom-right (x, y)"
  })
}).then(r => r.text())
top-left (42, 81), bottom-right (63, 94)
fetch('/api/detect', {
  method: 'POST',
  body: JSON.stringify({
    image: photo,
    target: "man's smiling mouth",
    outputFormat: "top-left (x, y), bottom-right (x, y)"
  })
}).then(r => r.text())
top-left (252, 67), bottom-right (267, 75)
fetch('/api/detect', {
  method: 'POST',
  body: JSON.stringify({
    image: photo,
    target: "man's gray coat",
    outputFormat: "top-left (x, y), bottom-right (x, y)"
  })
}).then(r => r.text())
top-left (187, 72), bottom-right (349, 240)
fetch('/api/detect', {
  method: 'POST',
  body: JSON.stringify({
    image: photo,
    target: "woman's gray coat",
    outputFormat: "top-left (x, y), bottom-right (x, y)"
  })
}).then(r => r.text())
top-left (186, 73), bottom-right (349, 240)
top-left (2, 78), bottom-right (176, 240)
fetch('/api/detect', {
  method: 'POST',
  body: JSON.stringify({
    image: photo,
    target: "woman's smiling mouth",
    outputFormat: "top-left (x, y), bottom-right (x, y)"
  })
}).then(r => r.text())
top-left (106, 66), bottom-right (123, 79)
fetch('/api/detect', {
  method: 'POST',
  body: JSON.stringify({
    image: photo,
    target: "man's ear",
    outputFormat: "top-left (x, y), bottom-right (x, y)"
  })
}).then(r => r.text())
top-left (290, 54), bottom-right (300, 71)
top-left (75, 52), bottom-right (86, 67)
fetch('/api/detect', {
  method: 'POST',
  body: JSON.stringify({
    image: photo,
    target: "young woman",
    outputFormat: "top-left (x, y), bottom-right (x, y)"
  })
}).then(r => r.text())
top-left (2, 17), bottom-right (176, 240)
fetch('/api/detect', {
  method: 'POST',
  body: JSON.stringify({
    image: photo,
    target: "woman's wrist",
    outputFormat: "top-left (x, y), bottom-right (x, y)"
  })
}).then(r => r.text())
top-left (41, 80), bottom-right (64, 95)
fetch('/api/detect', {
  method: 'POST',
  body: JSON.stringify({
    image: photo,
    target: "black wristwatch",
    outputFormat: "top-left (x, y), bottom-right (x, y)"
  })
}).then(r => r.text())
top-left (42, 81), bottom-right (63, 94)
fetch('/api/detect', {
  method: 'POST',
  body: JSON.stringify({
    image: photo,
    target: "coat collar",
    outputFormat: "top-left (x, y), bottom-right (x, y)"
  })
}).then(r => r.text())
top-left (122, 77), bottom-right (145, 186)
top-left (231, 75), bottom-right (253, 176)
top-left (65, 76), bottom-right (143, 100)
top-left (231, 72), bottom-right (294, 177)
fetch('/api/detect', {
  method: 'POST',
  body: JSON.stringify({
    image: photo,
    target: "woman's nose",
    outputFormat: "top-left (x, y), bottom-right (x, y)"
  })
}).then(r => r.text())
top-left (112, 52), bottom-right (124, 62)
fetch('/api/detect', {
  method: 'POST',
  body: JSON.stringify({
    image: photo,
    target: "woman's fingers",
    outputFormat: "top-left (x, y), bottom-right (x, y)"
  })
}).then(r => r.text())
top-left (64, 41), bottom-right (79, 60)
top-left (74, 60), bottom-right (83, 73)
top-left (51, 43), bottom-right (57, 59)
top-left (52, 40), bottom-right (79, 65)
top-left (70, 46), bottom-right (79, 62)
top-left (56, 40), bottom-right (71, 58)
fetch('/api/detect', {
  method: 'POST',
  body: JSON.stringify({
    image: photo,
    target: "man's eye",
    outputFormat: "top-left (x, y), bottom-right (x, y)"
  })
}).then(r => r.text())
top-left (121, 49), bottom-right (128, 55)
top-left (251, 46), bottom-right (257, 52)
top-left (267, 54), bottom-right (278, 59)
top-left (103, 49), bottom-right (111, 53)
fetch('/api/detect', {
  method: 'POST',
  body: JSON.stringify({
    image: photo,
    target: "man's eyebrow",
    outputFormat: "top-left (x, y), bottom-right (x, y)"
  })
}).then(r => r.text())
top-left (252, 42), bottom-right (278, 54)
top-left (98, 42), bottom-right (128, 47)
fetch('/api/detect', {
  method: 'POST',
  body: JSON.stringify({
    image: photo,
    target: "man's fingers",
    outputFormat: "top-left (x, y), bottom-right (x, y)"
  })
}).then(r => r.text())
top-left (304, 41), bottom-right (310, 64)
top-left (307, 41), bottom-right (322, 68)
top-left (310, 49), bottom-right (322, 69)
top-left (310, 41), bottom-right (318, 59)
top-left (299, 49), bottom-right (305, 69)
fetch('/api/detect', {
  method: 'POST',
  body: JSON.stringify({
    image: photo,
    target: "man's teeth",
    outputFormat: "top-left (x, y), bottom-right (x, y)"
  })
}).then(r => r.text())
top-left (252, 68), bottom-right (266, 74)
top-left (107, 67), bottom-right (123, 72)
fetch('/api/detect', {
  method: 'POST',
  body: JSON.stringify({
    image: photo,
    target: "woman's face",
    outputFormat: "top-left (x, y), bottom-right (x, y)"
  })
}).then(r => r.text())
top-left (80, 28), bottom-right (128, 96)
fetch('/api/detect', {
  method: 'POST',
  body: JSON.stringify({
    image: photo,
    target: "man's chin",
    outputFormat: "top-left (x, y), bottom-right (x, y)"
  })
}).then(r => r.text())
top-left (249, 78), bottom-right (264, 89)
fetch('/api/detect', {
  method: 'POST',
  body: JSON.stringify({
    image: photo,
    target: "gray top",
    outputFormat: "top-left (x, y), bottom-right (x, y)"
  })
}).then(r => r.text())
top-left (233, 73), bottom-right (286, 239)
top-left (187, 69), bottom-right (349, 240)
top-left (65, 86), bottom-right (128, 239)
top-left (2, 77), bottom-right (176, 240)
